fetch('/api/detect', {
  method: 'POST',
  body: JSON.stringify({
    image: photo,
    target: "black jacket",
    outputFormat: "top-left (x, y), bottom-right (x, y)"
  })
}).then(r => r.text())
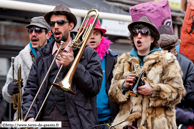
top-left (22, 33), bottom-right (103, 129)
top-left (186, 68), bottom-right (194, 109)
top-left (176, 52), bottom-right (194, 108)
top-left (176, 107), bottom-right (194, 127)
top-left (105, 50), bottom-right (119, 122)
top-left (175, 52), bottom-right (194, 127)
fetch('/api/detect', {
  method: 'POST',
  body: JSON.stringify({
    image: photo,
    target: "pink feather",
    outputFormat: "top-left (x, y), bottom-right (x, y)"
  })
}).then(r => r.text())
top-left (95, 37), bottom-right (113, 61)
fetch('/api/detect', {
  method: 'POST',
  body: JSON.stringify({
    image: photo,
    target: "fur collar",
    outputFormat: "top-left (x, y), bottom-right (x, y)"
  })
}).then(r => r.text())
top-left (95, 37), bottom-right (112, 61)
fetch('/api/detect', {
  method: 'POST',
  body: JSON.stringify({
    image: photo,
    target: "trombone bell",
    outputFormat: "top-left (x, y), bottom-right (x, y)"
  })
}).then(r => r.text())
top-left (52, 79), bottom-right (76, 95)
top-left (52, 66), bottom-right (76, 95)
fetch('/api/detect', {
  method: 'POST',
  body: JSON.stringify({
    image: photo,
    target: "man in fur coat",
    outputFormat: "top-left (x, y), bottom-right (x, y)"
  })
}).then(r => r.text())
top-left (108, 16), bottom-right (185, 129)
top-left (2, 16), bottom-right (51, 119)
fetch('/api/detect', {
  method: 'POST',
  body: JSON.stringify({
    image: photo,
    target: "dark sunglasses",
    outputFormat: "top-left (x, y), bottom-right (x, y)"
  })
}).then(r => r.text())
top-left (50, 20), bottom-right (69, 26)
top-left (28, 28), bottom-right (45, 34)
top-left (132, 29), bottom-right (151, 37)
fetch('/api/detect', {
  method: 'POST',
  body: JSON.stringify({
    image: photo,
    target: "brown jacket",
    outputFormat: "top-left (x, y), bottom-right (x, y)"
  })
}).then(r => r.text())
top-left (108, 50), bottom-right (185, 129)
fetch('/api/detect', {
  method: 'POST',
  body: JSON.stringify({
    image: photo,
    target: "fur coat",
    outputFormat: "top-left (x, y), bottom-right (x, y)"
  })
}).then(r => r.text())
top-left (108, 50), bottom-right (185, 129)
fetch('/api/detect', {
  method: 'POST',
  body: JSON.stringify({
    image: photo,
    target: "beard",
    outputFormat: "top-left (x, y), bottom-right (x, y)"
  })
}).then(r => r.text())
top-left (55, 30), bottom-right (69, 43)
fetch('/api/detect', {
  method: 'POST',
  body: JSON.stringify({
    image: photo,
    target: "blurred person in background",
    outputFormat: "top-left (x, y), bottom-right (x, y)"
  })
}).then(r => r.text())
top-left (86, 18), bottom-right (119, 129)
top-left (158, 25), bottom-right (194, 129)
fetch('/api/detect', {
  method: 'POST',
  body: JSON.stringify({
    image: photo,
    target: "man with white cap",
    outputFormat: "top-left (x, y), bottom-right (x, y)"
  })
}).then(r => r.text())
top-left (2, 16), bottom-right (51, 119)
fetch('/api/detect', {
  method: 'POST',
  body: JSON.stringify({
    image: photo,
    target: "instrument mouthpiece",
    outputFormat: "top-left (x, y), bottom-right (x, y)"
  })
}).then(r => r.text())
top-left (60, 41), bottom-right (65, 45)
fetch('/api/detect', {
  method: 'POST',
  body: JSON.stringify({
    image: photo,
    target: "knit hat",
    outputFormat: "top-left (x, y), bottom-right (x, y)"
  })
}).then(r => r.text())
top-left (158, 34), bottom-right (181, 49)
top-left (158, 25), bottom-right (180, 49)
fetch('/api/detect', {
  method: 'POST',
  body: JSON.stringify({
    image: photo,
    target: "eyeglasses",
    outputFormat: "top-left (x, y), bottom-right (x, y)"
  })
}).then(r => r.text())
top-left (28, 28), bottom-right (45, 34)
top-left (50, 20), bottom-right (69, 27)
top-left (169, 49), bottom-right (177, 55)
top-left (132, 29), bottom-right (151, 37)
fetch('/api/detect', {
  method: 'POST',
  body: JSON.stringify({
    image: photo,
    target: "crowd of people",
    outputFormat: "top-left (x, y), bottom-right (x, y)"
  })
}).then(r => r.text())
top-left (0, 2), bottom-right (194, 129)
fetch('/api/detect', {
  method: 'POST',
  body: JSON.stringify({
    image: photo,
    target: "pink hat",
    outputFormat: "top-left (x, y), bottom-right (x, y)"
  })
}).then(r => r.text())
top-left (79, 18), bottom-right (106, 35)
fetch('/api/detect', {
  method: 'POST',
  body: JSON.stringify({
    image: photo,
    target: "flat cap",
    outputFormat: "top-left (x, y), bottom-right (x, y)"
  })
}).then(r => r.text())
top-left (158, 34), bottom-right (181, 49)
top-left (26, 16), bottom-right (51, 31)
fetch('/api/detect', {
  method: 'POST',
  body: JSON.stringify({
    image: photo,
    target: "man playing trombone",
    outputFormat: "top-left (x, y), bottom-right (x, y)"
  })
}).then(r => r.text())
top-left (22, 4), bottom-right (103, 129)
top-left (2, 16), bottom-right (52, 120)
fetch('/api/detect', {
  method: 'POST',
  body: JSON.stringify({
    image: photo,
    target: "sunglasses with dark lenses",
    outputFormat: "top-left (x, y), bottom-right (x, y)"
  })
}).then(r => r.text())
top-left (50, 20), bottom-right (69, 26)
top-left (28, 28), bottom-right (45, 34)
top-left (132, 29), bottom-right (151, 37)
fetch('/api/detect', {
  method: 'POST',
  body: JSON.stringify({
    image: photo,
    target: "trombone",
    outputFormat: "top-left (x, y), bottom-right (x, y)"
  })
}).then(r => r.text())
top-left (52, 9), bottom-right (99, 93)
top-left (12, 57), bottom-right (23, 121)
top-left (24, 8), bottom-right (99, 121)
